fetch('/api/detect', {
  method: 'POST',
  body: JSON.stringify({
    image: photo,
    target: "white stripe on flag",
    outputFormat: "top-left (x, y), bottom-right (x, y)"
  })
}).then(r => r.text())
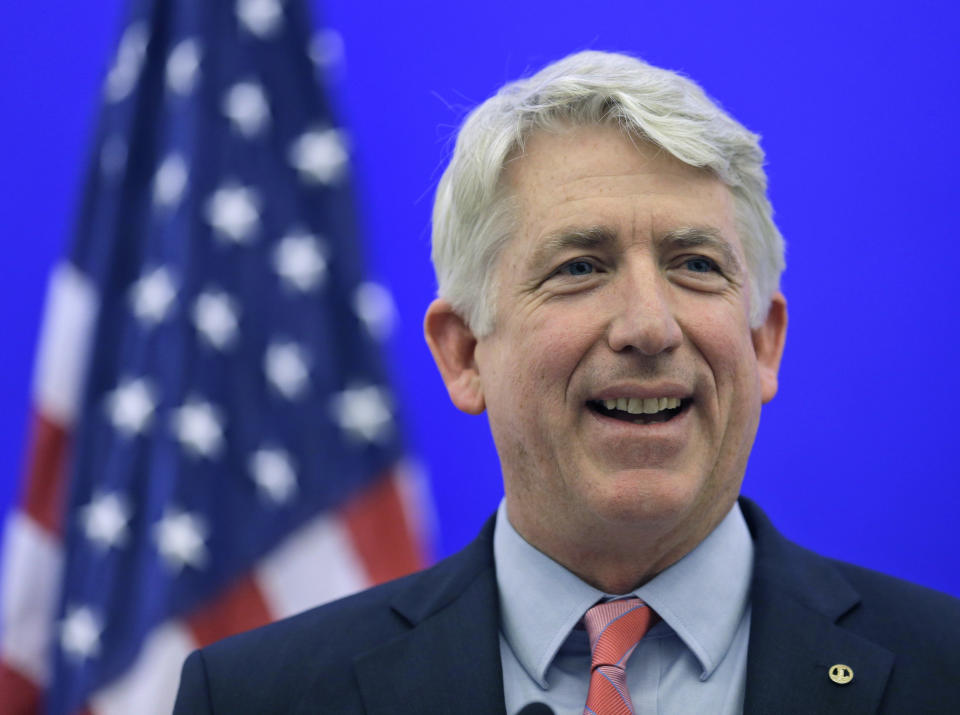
top-left (0, 512), bottom-right (64, 685)
top-left (88, 622), bottom-right (195, 715)
top-left (393, 459), bottom-right (436, 558)
top-left (32, 262), bottom-right (99, 425)
top-left (254, 512), bottom-right (368, 619)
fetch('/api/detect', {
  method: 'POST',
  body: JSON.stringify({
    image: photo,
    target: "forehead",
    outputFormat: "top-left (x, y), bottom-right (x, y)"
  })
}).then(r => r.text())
top-left (501, 124), bottom-right (740, 261)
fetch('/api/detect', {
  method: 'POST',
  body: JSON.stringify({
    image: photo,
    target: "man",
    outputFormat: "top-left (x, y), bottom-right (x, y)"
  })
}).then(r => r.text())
top-left (174, 51), bottom-right (960, 714)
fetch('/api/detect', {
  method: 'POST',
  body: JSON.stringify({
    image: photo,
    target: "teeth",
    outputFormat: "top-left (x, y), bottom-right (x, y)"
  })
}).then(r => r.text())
top-left (599, 396), bottom-right (684, 415)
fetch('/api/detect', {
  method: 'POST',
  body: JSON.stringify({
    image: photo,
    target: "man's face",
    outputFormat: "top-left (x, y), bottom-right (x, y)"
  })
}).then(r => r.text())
top-left (461, 124), bottom-right (786, 568)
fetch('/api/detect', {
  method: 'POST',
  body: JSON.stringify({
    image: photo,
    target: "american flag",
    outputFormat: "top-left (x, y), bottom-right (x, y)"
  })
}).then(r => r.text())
top-left (0, 1), bottom-right (431, 712)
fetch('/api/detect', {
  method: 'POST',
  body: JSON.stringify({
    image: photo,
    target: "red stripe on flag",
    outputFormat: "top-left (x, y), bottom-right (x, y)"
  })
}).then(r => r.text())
top-left (20, 411), bottom-right (70, 536)
top-left (185, 573), bottom-right (273, 648)
top-left (341, 469), bottom-right (425, 585)
top-left (0, 661), bottom-right (42, 715)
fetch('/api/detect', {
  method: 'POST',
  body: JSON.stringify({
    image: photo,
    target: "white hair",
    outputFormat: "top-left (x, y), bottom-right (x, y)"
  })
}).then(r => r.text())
top-left (431, 50), bottom-right (785, 334)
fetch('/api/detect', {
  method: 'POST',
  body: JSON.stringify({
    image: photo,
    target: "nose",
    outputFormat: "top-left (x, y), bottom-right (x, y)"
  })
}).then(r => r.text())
top-left (606, 267), bottom-right (683, 356)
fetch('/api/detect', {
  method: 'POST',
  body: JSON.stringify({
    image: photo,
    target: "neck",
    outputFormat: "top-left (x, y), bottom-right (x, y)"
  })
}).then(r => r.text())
top-left (506, 499), bottom-right (734, 594)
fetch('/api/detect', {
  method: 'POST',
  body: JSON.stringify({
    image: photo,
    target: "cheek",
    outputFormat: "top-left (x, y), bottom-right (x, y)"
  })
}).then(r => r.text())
top-left (697, 324), bottom-right (765, 458)
top-left (521, 319), bottom-right (598, 394)
top-left (486, 324), bottom-right (595, 447)
top-left (686, 308), bottom-right (758, 382)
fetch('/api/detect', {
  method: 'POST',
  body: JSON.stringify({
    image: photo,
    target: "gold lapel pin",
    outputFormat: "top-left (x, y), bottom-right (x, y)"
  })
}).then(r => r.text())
top-left (828, 664), bottom-right (854, 685)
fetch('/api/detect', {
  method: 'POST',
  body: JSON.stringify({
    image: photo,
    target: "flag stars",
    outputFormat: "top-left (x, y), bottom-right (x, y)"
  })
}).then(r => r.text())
top-left (223, 81), bottom-right (271, 138)
top-left (331, 385), bottom-right (393, 443)
top-left (166, 38), bottom-right (202, 95)
top-left (353, 282), bottom-right (396, 341)
top-left (249, 447), bottom-right (298, 504)
top-left (78, 492), bottom-right (132, 550)
top-left (153, 154), bottom-right (189, 208)
top-left (192, 289), bottom-right (240, 350)
top-left (130, 266), bottom-right (178, 325)
top-left (105, 23), bottom-right (148, 102)
top-left (237, 0), bottom-right (285, 38)
top-left (288, 128), bottom-right (349, 185)
top-left (153, 508), bottom-right (209, 572)
top-left (205, 184), bottom-right (262, 244)
top-left (100, 135), bottom-right (128, 177)
top-left (265, 341), bottom-right (310, 400)
top-left (273, 230), bottom-right (327, 292)
top-left (171, 398), bottom-right (225, 458)
top-left (309, 28), bottom-right (345, 69)
top-left (104, 377), bottom-right (158, 436)
top-left (60, 606), bottom-right (104, 662)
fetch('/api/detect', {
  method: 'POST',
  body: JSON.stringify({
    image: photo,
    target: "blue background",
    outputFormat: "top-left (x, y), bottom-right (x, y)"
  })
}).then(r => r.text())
top-left (2, 1), bottom-right (958, 598)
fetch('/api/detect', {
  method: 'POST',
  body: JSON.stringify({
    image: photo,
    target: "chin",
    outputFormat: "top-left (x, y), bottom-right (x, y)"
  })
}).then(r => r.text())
top-left (588, 467), bottom-right (716, 527)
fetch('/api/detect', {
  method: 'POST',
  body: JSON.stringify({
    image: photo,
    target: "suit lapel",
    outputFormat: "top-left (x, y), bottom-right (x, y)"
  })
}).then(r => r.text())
top-left (741, 499), bottom-right (893, 715)
top-left (352, 517), bottom-right (507, 715)
top-left (297, 500), bottom-right (898, 714)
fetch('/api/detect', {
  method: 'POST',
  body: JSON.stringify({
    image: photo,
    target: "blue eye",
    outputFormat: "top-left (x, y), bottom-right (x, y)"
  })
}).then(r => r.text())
top-left (562, 260), bottom-right (594, 276)
top-left (684, 257), bottom-right (716, 273)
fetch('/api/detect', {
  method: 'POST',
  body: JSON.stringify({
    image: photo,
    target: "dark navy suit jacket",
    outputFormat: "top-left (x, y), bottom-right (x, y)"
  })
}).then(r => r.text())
top-left (173, 499), bottom-right (960, 714)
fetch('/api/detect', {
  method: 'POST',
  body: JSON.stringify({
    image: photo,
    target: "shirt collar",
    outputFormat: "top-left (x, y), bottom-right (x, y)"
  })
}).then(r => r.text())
top-left (493, 500), bottom-right (753, 686)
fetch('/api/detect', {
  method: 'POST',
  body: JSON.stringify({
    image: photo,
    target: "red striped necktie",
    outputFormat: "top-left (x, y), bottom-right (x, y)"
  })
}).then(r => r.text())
top-left (582, 598), bottom-right (653, 715)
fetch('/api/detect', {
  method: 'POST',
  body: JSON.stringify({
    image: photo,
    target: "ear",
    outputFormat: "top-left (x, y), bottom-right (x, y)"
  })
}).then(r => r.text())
top-left (752, 292), bottom-right (788, 404)
top-left (423, 298), bottom-right (486, 415)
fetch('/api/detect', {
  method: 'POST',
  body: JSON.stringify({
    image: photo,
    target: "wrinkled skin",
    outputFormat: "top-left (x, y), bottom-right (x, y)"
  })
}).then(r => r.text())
top-left (425, 125), bottom-right (787, 592)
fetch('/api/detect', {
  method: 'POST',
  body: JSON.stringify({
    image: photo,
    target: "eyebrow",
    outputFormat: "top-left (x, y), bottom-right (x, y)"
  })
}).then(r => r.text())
top-left (658, 226), bottom-right (744, 275)
top-left (530, 225), bottom-right (617, 266)
top-left (531, 224), bottom-right (743, 274)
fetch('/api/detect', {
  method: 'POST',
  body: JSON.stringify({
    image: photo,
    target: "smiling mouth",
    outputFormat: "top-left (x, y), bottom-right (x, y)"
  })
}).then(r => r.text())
top-left (587, 397), bottom-right (692, 424)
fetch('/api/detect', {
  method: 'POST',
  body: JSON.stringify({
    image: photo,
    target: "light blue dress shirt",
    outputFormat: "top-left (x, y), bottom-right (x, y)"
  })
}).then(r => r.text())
top-left (494, 501), bottom-right (753, 715)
